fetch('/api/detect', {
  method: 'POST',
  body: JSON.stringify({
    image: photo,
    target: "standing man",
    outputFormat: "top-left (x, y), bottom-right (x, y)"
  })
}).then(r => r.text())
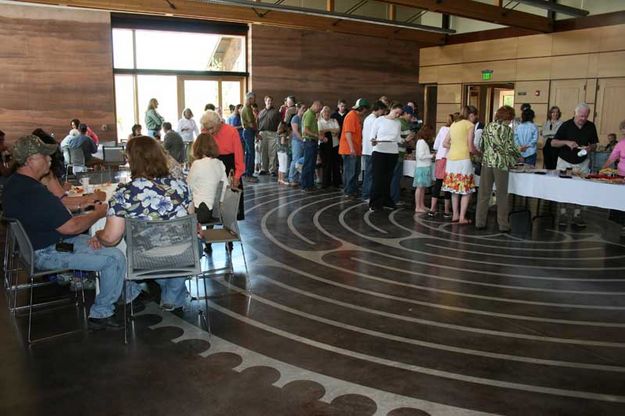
top-left (257, 95), bottom-right (282, 176)
top-left (331, 99), bottom-right (348, 140)
top-left (301, 101), bottom-right (323, 192)
top-left (339, 98), bottom-right (369, 198)
top-left (361, 101), bottom-right (388, 201)
top-left (390, 106), bottom-right (416, 204)
top-left (241, 92), bottom-right (258, 183)
top-left (551, 102), bottom-right (598, 228)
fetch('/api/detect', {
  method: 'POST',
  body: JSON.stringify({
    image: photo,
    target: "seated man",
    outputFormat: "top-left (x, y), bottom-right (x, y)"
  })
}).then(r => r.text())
top-left (2, 135), bottom-right (140, 330)
top-left (162, 122), bottom-right (186, 164)
top-left (67, 124), bottom-right (103, 168)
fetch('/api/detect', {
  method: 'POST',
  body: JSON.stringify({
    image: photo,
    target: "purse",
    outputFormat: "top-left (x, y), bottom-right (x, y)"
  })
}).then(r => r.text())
top-left (434, 158), bottom-right (447, 180)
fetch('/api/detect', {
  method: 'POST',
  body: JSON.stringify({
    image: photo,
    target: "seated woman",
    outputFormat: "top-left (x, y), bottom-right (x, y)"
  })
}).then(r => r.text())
top-left (187, 133), bottom-right (228, 224)
top-left (92, 136), bottom-right (192, 312)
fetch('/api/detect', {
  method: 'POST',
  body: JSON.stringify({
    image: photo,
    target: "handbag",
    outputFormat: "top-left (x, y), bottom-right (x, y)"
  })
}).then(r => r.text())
top-left (434, 158), bottom-right (447, 180)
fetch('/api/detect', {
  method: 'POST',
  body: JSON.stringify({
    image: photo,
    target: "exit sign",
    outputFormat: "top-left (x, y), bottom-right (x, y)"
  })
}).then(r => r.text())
top-left (481, 70), bottom-right (493, 80)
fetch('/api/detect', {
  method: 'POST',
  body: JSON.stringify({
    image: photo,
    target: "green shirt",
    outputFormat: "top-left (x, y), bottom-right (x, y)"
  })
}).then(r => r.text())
top-left (481, 120), bottom-right (520, 170)
top-left (241, 105), bottom-right (256, 129)
top-left (302, 109), bottom-right (318, 140)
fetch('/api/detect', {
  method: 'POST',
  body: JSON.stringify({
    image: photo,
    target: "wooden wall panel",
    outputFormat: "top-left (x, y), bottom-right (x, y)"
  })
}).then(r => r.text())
top-left (436, 103), bottom-right (461, 123)
top-left (516, 57), bottom-right (551, 80)
top-left (250, 25), bottom-right (423, 107)
top-left (437, 84), bottom-right (462, 104)
top-left (461, 38), bottom-right (518, 63)
top-left (551, 28), bottom-right (599, 56)
top-left (0, 4), bottom-right (115, 144)
top-left (597, 51), bottom-right (625, 78)
top-left (419, 66), bottom-right (437, 84)
top-left (550, 55), bottom-right (591, 79)
top-left (515, 34), bottom-right (552, 58)
top-left (514, 81), bottom-right (550, 104)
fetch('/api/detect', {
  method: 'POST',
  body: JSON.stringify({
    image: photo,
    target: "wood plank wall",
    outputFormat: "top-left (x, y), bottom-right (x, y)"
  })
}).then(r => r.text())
top-left (250, 25), bottom-right (423, 111)
top-left (419, 24), bottom-right (625, 143)
top-left (0, 4), bottom-right (115, 145)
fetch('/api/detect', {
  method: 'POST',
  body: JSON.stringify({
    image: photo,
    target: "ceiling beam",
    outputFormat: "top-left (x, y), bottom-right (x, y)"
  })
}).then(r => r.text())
top-left (378, 0), bottom-right (553, 32)
top-left (13, 0), bottom-right (446, 44)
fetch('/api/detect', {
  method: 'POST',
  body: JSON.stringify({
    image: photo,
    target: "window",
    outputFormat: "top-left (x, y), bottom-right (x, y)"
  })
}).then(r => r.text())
top-left (112, 25), bottom-right (247, 140)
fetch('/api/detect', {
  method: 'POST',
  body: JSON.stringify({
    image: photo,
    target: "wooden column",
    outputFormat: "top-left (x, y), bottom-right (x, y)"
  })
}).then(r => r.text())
top-left (387, 4), bottom-right (396, 20)
top-left (326, 0), bottom-right (334, 12)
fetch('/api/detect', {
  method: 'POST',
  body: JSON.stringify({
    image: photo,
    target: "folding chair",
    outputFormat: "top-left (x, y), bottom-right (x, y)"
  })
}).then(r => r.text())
top-left (102, 146), bottom-right (126, 166)
top-left (199, 187), bottom-right (250, 291)
top-left (123, 215), bottom-right (203, 343)
top-left (9, 219), bottom-right (86, 344)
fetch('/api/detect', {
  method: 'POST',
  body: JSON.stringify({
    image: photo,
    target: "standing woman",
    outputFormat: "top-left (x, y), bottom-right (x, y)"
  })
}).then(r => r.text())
top-left (541, 106), bottom-right (563, 169)
top-left (178, 108), bottom-right (199, 143)
top-left (514, 108), bottom-right (539, 166)
top-left (200, 110), bottom-right (245, 220)
top-left (145, 98), bottom-right (165, 138)
top-left (475, 106), bottom-right (520, 232)
top-left (428, 113), bottom-right (455, 218)
top-left (442, 105), bottom-right (478, 224)
top-left (369, 103), bottom-right (403, 212)
top-left (317, 106), bottom-right (341, 189)
top-left (288, 103), bottom-right (307, 186)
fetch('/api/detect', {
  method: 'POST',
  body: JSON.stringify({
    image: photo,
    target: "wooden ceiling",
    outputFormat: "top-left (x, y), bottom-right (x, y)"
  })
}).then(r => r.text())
top-left (14, 0), bottom-right (554, 45)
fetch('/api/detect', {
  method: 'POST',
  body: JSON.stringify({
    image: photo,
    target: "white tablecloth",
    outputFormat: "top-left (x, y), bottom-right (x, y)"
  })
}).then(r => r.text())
top-left (403, 160), bottom-right (416, 177)
top-left (508, 172), bottom-right (625, 210)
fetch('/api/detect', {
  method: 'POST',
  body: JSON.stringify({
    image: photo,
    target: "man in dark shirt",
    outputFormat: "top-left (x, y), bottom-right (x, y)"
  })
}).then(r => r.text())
top-left (162, 122), bottom-right (186, 164)
top-left (331, 99), bottom-right (348, 139)
top-left (257, 95), bottom-right (282, 176)
top-left (552, 102), bottom-right (598, 228)
top-left (2, 135), bottom-right (136, 330)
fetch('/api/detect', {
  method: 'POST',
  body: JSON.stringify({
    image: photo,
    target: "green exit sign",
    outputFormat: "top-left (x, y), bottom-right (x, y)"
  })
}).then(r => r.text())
top-left (482, 70), bottom-right (493, 80)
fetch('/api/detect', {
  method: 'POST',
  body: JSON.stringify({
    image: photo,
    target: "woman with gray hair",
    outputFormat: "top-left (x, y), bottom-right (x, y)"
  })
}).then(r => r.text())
top-left (200, 110), bottom-right (245, 220)
top-left (318, 105), bottom-right (341, 188)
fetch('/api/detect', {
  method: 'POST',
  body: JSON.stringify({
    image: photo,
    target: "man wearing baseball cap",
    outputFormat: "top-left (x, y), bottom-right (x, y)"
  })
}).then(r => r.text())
top-left (339, 98), bottom-right (370, 197)
top-left (2, 135), bottom-right (135, 330)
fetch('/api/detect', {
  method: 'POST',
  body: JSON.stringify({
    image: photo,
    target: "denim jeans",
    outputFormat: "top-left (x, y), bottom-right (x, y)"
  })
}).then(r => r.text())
top-left (390, 157), bottom-right (403, 204)
top-left (147, 129), bottom-right (160, 138)
top-left (342, 155), bottom-right (361, 196)
top-left (361, 154), bottom-right (373, 199)
top-left (243, 128), bottom-right (256, 177)
top-left (301, 140), bottom-right (319, 190)
top-left (289, 137), bottom-right (304, 183)
top-left (156, 277), bottom-right (188, 308)
top-left (34, 234), bottom-right (141, 319)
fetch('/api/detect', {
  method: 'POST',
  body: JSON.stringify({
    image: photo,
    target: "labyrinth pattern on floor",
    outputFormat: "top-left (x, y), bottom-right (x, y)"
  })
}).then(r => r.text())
top-left (180, 181), bottom-right (625, 416)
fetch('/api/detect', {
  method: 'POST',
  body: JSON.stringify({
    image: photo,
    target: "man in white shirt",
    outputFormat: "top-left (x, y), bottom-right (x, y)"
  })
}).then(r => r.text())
top-left (361, 101), bottom-right (388, 201)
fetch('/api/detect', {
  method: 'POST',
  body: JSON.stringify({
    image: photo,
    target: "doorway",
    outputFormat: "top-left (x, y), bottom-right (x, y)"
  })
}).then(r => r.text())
top-left (464, 83), bottom-right (515, 124)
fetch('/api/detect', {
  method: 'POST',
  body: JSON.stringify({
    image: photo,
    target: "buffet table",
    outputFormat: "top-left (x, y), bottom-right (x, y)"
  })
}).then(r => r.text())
top-left (508, 171), bottom-right (625, 211)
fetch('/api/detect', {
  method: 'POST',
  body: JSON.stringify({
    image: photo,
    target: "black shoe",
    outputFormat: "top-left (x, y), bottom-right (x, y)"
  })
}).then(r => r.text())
top-left (259, 170), bottom-right (268, 176)
top-left (271, 172), bottom-right (277, 177)
top-left (427, 211), bottom-right (436, 218)
top-left (226, 241), bottom-right (234, 252)
top-left (128, 298), bottom-right (146, 313)
top-left (383, 204), bottom-right (397, 210)
top-left (88, 316), bottom-right (122, 331)
top-left (572, 216), bottom-right (586, 229)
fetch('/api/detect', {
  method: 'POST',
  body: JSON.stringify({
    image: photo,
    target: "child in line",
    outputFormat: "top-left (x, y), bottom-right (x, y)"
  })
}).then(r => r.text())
top-left (413, 133), bottom-right (433, 213)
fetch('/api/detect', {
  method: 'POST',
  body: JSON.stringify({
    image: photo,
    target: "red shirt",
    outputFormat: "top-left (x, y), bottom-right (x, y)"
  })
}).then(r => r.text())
top-left (210, 124), bottom-right (244, 179)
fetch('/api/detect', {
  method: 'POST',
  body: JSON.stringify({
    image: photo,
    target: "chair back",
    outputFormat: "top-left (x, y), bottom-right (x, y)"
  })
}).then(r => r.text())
top-left (102, 146), bottom-right (126, 164)
top-left (8, 219), bottom-right (35, 276)
top-left (76, 170), bottom-right (114, 185)
top-left (125, 215), bottom-right (201, 281)
top-left (219, 187), bottom-right (241, 237)
top-left (211, 180), bottom-right (225, 220)
top-left (62, 147), bottom-right (71, 166)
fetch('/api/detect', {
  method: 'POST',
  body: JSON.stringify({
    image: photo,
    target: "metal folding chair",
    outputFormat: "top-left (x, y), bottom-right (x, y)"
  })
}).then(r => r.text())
top-left (199, 187), bottom-right (250, 291)
top-left (123, 215), bottom-right (203, 343)
top-left (9, 219), bottom-right (86, 344)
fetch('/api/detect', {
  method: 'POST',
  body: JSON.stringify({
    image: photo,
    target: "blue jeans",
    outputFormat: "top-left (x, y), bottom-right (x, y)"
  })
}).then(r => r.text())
top-left (289, 137), bottom-right (304, 183)
top-left (156, 278), bottom-right (188, 308)
top-left (342, 155), bottom-right (361, 196)
top-left (243, 128), bottom-right (256, 177)
top-left (147, 129), bottom-right (160, 138)
top-left (361, 154), bottom-right (373, 199)
top-left (301, 140), bottom-right (318, 190)
top-left (34, 235), bottom-right (141, 319)
top-left (523, 153), bottom-right (537, 166)
top-left (390, 157), bottom-right (403, 204)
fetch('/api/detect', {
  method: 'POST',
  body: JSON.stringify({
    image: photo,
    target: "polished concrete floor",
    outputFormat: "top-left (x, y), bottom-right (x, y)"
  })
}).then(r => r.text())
top-left (2, 178), bottom-right (625, 415)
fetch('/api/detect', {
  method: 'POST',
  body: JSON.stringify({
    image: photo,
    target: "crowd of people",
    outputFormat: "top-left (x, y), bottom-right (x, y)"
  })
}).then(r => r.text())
top-left (1, 93), bottom-right (624, 331)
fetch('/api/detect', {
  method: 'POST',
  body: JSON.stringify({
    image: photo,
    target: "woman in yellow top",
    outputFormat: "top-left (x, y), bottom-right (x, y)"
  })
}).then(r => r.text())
top-left (442, 105), bottom-right (479, 224)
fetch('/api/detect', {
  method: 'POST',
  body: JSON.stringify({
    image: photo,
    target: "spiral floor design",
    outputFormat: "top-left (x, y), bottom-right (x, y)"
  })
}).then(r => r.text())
top-left (182, 181), bottom-right (625, 415)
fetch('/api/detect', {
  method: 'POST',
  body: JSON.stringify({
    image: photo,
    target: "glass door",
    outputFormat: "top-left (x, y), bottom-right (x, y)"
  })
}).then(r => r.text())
top-left (181, 79), bottom-right (219, 130)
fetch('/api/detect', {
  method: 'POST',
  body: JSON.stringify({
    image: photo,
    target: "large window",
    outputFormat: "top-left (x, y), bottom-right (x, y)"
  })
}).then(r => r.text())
top-left (112, 24), bottom-right (247, 141)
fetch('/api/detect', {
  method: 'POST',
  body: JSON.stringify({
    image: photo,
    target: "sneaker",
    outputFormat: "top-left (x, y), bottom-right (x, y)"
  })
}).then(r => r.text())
top-left (259, 170), bottom-right (268, 176)
top-left (56, 272), bottom-right (74, 286)
top-left (295, 163), bottom-right (303, 173)
top-left (88, 316), bottom-right (122, 331)
top-left (442, 212), bottom-right (453, 220)
top-left (558, 214), bottom-right (570, 227)
top-left (427, 211), bottom-right (437, 218)
top-left (161, 303), bottom-right (183, 313)
top-left (572, 216), bottom-right (586, 229)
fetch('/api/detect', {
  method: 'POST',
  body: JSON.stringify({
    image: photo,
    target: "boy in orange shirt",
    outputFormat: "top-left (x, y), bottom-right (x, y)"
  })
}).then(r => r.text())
top-left (339, 98), bottom-right (369, 197)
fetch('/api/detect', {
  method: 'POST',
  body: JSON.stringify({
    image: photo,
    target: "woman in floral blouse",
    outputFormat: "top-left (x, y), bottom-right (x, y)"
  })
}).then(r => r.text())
top-left (91, 136), bottom-right (192, 312)
top-left (475, 106), bottom-right (520, 232)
